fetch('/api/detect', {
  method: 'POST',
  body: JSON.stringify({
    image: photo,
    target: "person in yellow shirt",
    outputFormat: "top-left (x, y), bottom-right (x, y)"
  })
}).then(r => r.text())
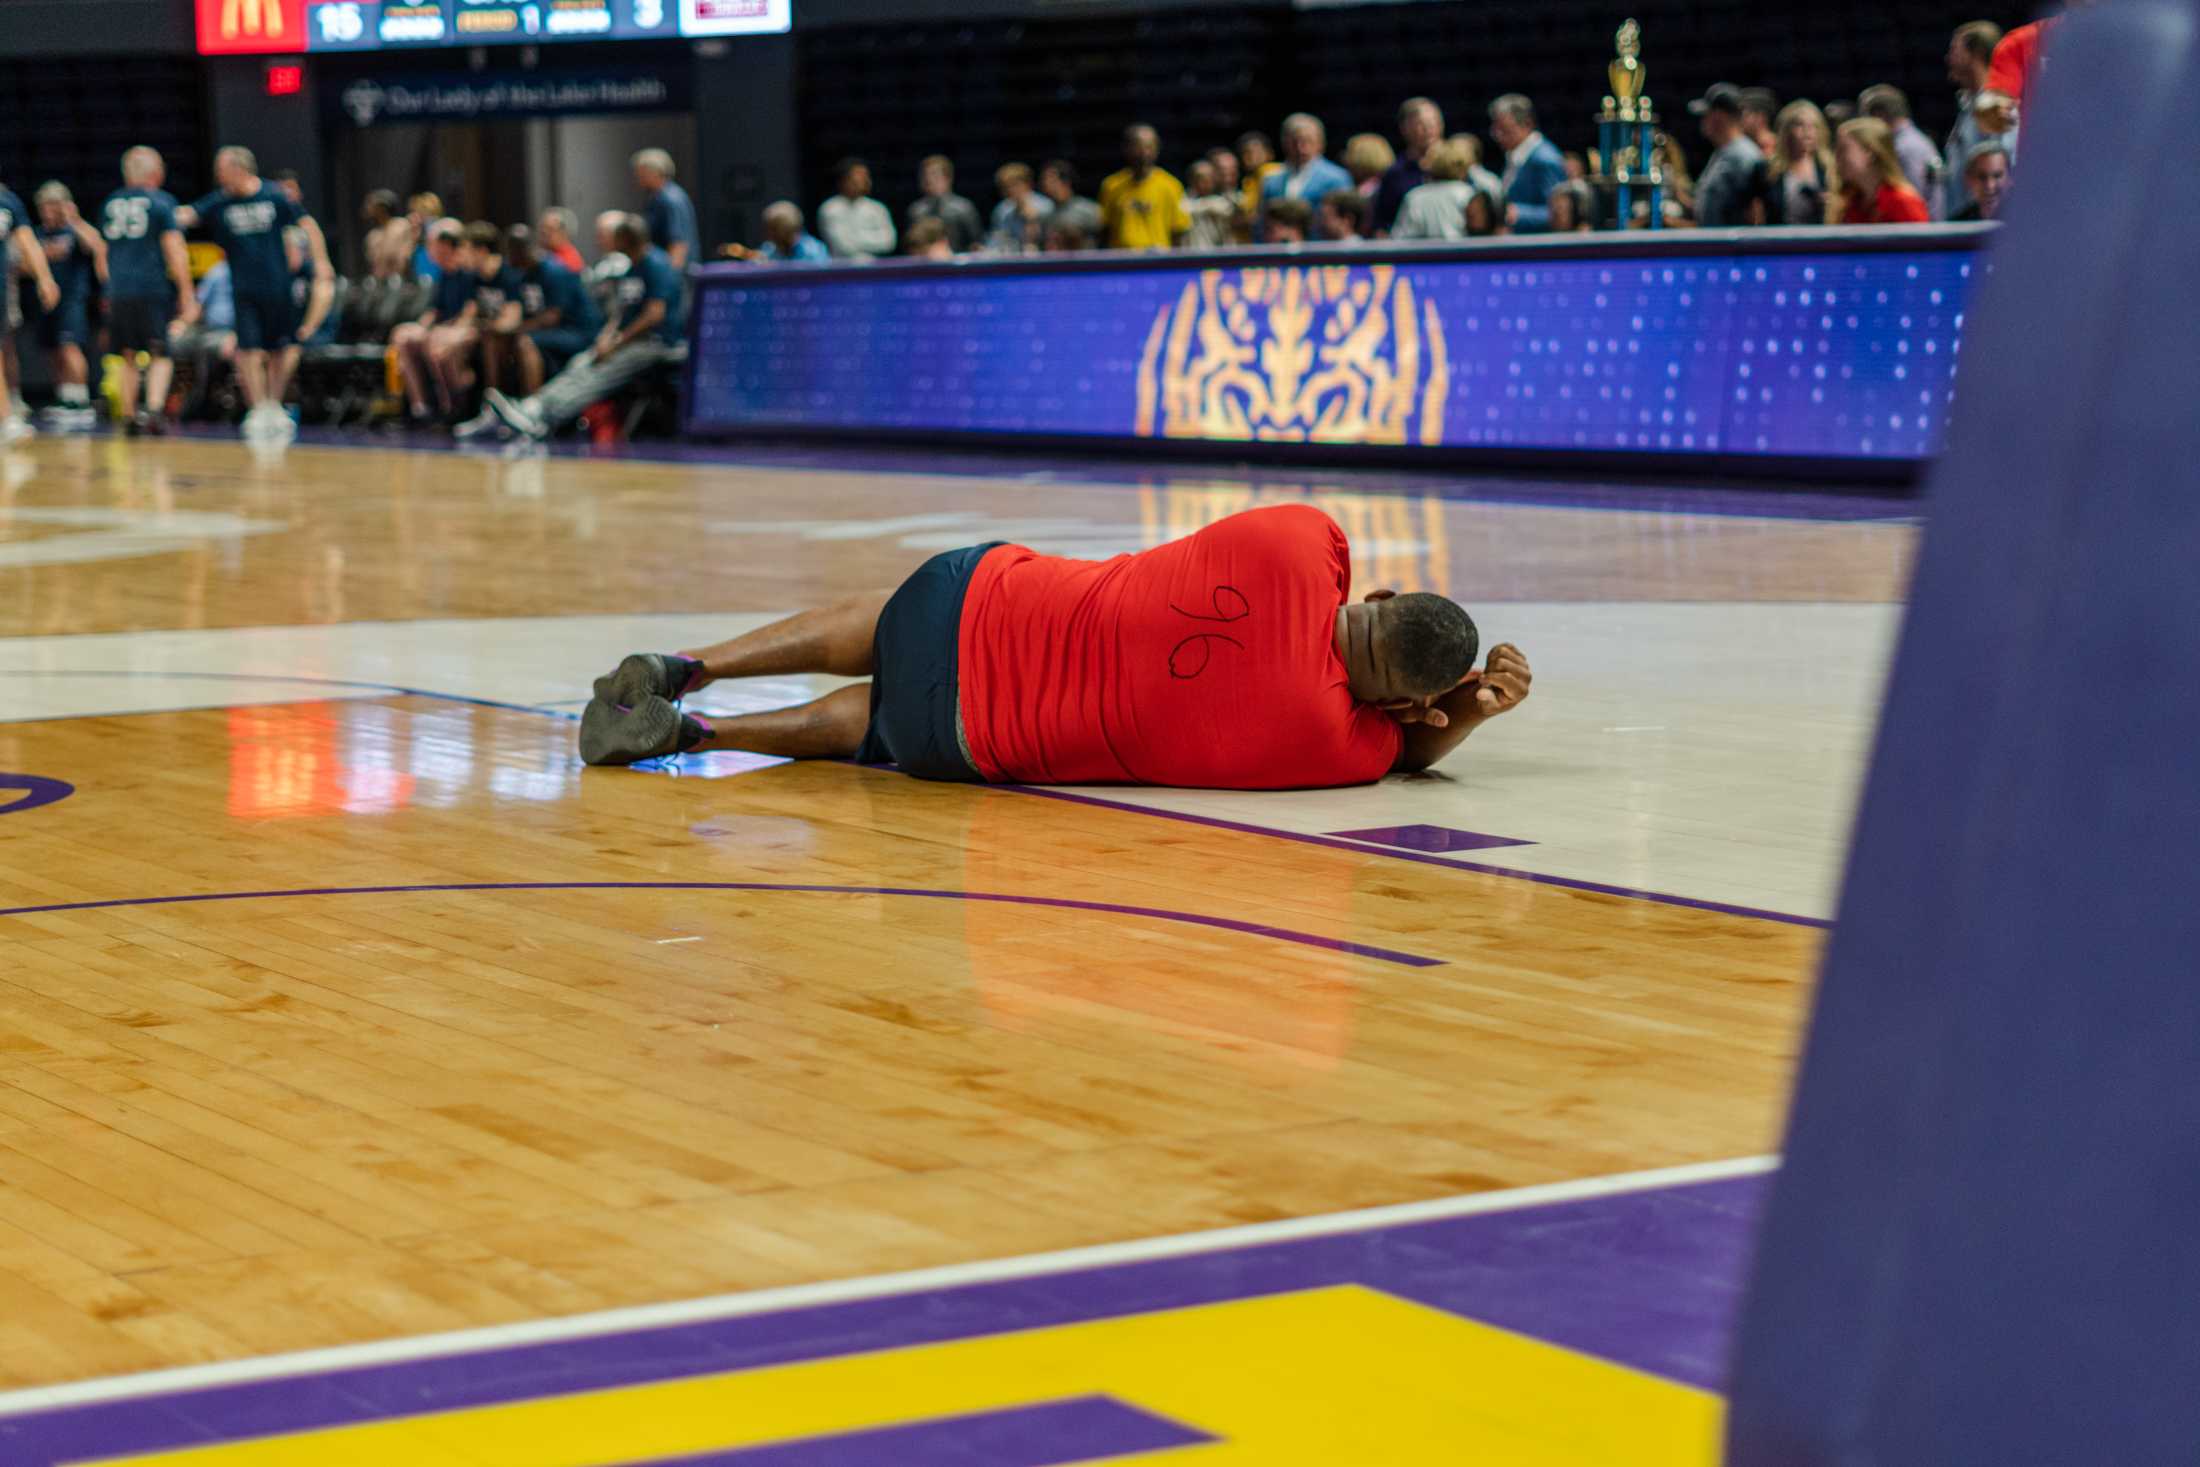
top-left (1237, 131), bottom-right (1284, 220)
top-left (1098, 125), bottom-right (1191, 250)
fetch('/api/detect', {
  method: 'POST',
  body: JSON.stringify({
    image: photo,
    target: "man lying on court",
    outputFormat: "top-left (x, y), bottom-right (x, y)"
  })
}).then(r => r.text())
top-left (580, 504), bottom-right (1531, 785)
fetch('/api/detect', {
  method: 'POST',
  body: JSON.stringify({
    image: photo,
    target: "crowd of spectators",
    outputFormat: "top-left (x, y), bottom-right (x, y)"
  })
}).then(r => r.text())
top-left (728, 18), bottom-right (2024, 269)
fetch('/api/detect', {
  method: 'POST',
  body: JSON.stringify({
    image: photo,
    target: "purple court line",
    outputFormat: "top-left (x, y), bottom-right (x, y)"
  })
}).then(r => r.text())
top-left (627, 1397), bottom-right (1215, 1467)
top-left (164, 425), bottom-right (1917, 523)
top-left (1008, 787), bottom-right (1833, 930)
top-left (0, 669), bottom-right (1829, 929)
top-left (0, 1173), bottom-right (1765, 1465)
top-left (0, 881), bottom-right (1440, 968)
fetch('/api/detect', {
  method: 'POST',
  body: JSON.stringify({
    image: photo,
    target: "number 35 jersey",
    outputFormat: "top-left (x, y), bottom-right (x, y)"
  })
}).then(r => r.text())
top-left (100, 187), bottom-right (182, 302)
top-left (957, 504), bottom-right (1402, 788)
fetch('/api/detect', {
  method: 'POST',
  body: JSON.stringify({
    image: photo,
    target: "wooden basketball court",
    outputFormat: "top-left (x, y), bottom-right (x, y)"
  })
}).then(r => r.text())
top-left (0, 433), bottom-right (1913, 1462)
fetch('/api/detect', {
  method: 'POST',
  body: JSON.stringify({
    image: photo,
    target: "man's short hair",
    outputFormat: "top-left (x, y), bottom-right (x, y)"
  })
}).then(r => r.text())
top-left (1739, 87), bottom-right (1779, 120)
top-left (409, 191), bottom-right (443, 216)
top-left (921, 153), bottom-right (954, 178)
top-left (429, 217), bottom-right (464, 244)
top-left (1423, 139), bottom-right (1473, 182)
top-left (462, 220), bottom-right (500, 251)
top-left (1380, 594), bottom-right (1479, 700)
top-left (995, 162), bottom-right (1033, 190)
top-left (613, 215), bottom-right (651, 251)
top-left (1953, 20), bottom-right (2004, 64)
top-left (122, 146), bottom-right (163, 184)
top-left (1281, 111), bottom-right (1325, 143)
top-left (502, 222), bottom-right (533, 257)
top-left (364, 187), bottom-right (400, 216)
top-left (631, 147), bottom-right (675, 178)
top-left (1489, 94), bottom-right (1537, 129)
top-left (1859, 84), bottom-right (1912, 123)
top-left (1320, 188), bottom-right (1368, 232)
top-left (762, 199), bottom-right (804, 230)
top-left (273, 168), bottom-right (300, 185)
top-left (1265, 196), bottom-right (1313, 233)
top-left (34, 181), bottom-right (71, 206)
top-left (833, 156), bottom-right (869, 186)
top-left (1237, 130), bottom-right (1274, 155)
top-left (216, 145), bottom-right (258, 175)
top-left (1041, 158), bottom-right (1078, 190)
top-left (1398, 95), bottom-right (1441, 126)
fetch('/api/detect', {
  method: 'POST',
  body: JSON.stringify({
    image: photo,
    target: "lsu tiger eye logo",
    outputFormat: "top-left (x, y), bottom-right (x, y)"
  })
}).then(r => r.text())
top-left (1135, 266), bottom-right (1450, 445)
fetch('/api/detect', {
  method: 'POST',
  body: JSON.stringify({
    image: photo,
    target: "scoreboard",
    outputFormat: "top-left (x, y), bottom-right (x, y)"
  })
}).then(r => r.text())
top-left (195, 0), bottom-right (790, 54)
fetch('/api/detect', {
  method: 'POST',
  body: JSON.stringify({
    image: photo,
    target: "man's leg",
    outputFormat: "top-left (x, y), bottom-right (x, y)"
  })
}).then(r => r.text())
top-left (235, 349), bottom-right (270, 410)
top-left (512, 341), bottom-right (671, 434)
top-left (391, 323), bottom-right (432, 413)
top-left (145, 352), bottom-right (176, 420)
top-left (113, 354), bottom-right (140, 419)
top-left (592, 590), bottom-right (890, 708)
top-left (267, 343), bottom-right (302, 406)
top-left (581, 683), bottom-right (872, 767)
top-left (515, 335), bottom-right (545, 396)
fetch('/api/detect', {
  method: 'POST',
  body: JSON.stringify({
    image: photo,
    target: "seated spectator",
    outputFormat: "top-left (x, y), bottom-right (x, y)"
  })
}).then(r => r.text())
top-left (1042, 218), bottom-right (1093, 253)
top-left (1833, 118), bottom-right (1932, 224)
top-left (585, 211), bottom-right (632, 287)
top-left (1464, 186), bottom-right (1504, 236)
top-left (362, 190), bottom-right (409, 279)
top-left (633, 148), bottom-right (698, 269)
top-left (1373, 97), bottom-right (1444, 236)
top-left (1857, 85), bottom-right (1941, 203)
top-left (1765, 100), bottom-right (1836, 226)
top-left (1099, 124), bottom-right (1190, 250)
top-left (1739, 88), bottom-right (1781, 157)
top-left (391, 219), bottom-right (477, 426)
top-left (1548, 179), bottom-right (1597, 233)
top-left (170, 259), bottom-right (237, 420)
top-left (1563, 151), bottom-right (1589, 181)
top-left (906, 155), bottom-right (983, 253)
top-left (1450, 134), bottom-right (1506, 207)
top-left (1259, 114), bottom-right (1353, 236)
top-left (1037, 160), bottom-right (1103, 244)
top-left (463, 223), bottom-right (526, 401)
top-left (1236, 131), bottom-right (1281, 220)
top-left (1317, 187), bottom-right (1368, 242)
top-left (460, 222), bottom-right (599, 412)
top-left (483, 216), bottom-right (684, 443)
top-left (903, 217), bottom-right (954, 259)
top-left (405, 192), bottom-right (444, 280)
top-left (538, 206), bottom-right (586, 273)
top-left (987, 163), bottom-right (1052, 254)
top-left (1391, 139), bottom-right (1475, 241)
top-left (819, 158), bottom-right (896, 260)
top-left (1488, 94), bottom-right (1567, 232)
top-left (1343, 133), bottom-right (1395, 198)
top-left (753, 200), bottom-right (830, 261)
top-left (1182, 159), bottom-right (1238, 250)
top-left (1950, 139), bottom-right (2010, 221)
top-left (1263, 196), bottom-right (1313, 244)
top-left (1688, 83), bottom-right (1766, 229)
top-left (1204, 147), bottom-right (1241, 198)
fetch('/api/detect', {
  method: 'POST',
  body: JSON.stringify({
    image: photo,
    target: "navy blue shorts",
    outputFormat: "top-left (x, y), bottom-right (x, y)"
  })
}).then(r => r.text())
top-left (37, 299), bottom-right (90, 350)
top-left (853, 542), bottom-right (1005, 782)
top-left (233, 291), bottom-right (297, 352)
top-left (529, 326), bottom-right (591, 369)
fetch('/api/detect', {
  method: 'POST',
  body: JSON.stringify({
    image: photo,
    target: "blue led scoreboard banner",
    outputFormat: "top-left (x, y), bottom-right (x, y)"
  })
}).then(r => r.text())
top-left (196, 0), bottom-right (788, 54)
top-left (686, 228), bottom-right (1987, 466)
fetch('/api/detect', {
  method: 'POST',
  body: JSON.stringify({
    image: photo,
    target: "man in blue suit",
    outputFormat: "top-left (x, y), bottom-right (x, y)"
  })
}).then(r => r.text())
top-left (1489, 94), bottom-right (1569, 233)
top-left (1258, 113), bottom-right (1354, 240)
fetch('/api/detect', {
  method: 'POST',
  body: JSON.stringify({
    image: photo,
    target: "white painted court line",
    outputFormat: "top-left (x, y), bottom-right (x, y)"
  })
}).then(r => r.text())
top-left (0, 1153), bottom-right (1776, 1418)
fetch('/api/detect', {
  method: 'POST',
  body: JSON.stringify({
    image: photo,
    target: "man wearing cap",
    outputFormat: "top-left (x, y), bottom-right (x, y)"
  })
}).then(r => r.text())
top-left (1690, 84), bottom-right (1765, 229)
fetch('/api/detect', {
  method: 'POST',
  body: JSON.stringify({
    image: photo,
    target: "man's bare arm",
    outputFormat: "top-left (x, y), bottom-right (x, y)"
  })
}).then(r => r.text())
top-left (1393, 643), bottom-right (1532, 773)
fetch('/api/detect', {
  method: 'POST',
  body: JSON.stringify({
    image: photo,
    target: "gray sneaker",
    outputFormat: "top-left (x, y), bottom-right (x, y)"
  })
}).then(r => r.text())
top-left (579, 695), bottom-right (711, 766)
top-left (591, 652), bottom-right (702, 708)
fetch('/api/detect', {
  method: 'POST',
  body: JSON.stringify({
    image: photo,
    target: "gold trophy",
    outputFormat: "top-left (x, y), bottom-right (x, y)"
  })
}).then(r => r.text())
top-left (1596, 20), bottom-right (1664, 229)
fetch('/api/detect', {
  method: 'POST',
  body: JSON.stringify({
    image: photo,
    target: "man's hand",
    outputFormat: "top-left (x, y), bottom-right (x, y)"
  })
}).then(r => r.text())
top-left (1469, 643), bottom-right (1531, 719)
top-left (177, 296), bottom-right (201, 327)
top-left (593, 327), bottom-right (621, 360)
top-left (36, 275), bottom-right (59, 311)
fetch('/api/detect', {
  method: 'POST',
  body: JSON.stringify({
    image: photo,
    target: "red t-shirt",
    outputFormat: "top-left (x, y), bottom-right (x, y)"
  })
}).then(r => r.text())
top-left (552, 243), bottom-right (586, 273)
top-left (957, 504), bottom-right (1404, 788)
top-left (1846, 183), bottom-right (1931, 225)
top-left (1986, 19), bottom-right (2053, 106)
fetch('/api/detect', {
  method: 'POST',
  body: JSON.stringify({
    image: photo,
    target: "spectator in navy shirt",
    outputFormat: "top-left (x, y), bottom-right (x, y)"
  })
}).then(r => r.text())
top-left (390, 220), bottom-right (480, 427)
top-left (457, 224), bottom-right (598, 430)
top-left (99, 146), bottom-right (198, 434)
top-left (32, 183), bottom-right (106, 430)
top-left (633, 148), bottom-right (697, 269)
top-left (177, 145), bottom-right (333, 440)
top-left (1372, 96), bottom-right (1445, 236)
top-left (1, 180), bottom-right (63, 443)
top-left (483, 216), bottom-right (684, 443)
top-left (1488, 94), bottom-right (1569, 233)
top-left (458, 222), bottom-right (526, 407)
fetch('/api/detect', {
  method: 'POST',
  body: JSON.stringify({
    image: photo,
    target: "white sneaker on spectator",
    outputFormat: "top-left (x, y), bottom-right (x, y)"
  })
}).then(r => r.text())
top-left (2, 415), bottom-right (32, 444)
top-left (485, 389), bottom-right (548, 442)
top-left (452, 408), bottom-right (506, 441)
top-left (264, 409), bottom-right (297, 442)
top-left (240, 404), bottom-right (279, 439)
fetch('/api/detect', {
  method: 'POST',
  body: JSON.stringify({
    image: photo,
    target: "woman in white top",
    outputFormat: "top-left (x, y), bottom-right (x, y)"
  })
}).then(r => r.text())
top-left (1389, 139), bottom-right (1476, 240)
top-left (1766, 100), bottom-right (1837, 226)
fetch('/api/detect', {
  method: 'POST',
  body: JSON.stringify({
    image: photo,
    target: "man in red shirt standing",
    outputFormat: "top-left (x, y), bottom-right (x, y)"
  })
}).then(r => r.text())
top-left (580, 505), bottom-right (1531, 786)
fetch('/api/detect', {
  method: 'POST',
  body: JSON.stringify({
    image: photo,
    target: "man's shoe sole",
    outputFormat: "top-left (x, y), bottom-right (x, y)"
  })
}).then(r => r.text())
top-left (579, 695), bottom-right (684, 766)
top-left (591, 653), bottom-right (688, 709)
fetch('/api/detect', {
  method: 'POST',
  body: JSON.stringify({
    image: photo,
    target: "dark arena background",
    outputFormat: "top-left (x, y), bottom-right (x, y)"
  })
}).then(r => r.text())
top-left (4, 1), bottom-right (2196, 1463)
